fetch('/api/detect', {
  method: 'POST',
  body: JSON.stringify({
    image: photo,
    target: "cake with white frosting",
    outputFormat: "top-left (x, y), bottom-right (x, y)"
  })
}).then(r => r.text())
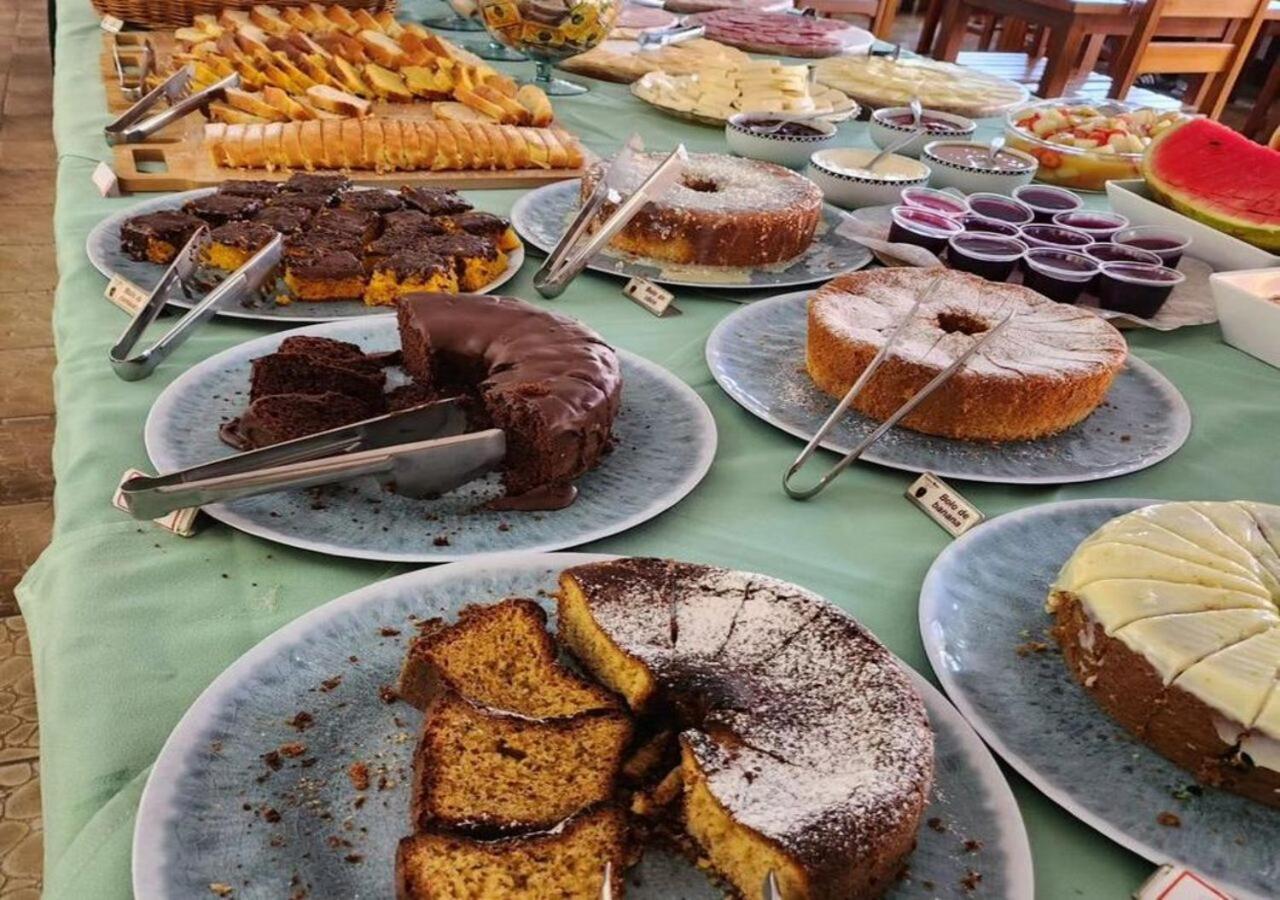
top-left (1048, 500), bottom-right (1280, 807)
top-left (806, 268), bottom-right (1128, 441)
top-left (556, 557), bottom-right (934, 899)
top-left (580, 152), bottom-right (823, 267)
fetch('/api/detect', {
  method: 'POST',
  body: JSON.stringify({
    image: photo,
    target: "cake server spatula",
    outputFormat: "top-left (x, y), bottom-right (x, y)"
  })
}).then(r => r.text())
top-left (117, 399), bottom-right (506, 520)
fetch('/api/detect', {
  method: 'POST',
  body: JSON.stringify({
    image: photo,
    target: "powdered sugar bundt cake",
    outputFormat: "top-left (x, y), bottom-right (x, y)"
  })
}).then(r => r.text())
top-left (806, 268), bottom-right (1128, 441)
top-left (1049, 501), bottom-right (1280, 807)
top-left (580, 152), bottom-right (823, 267)
top-left (557, 558), bottom-right (934, 899)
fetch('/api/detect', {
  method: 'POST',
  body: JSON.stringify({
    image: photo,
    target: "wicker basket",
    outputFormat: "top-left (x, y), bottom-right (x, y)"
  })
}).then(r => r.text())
top-left (93, 0), bottom-right (397, 29)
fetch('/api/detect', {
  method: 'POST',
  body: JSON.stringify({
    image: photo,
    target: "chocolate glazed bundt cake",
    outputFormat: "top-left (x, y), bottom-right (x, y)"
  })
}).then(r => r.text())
top-left (556, 558), bottom-right (935, 899)
top-left (396, 293), bottom-right (622, 509)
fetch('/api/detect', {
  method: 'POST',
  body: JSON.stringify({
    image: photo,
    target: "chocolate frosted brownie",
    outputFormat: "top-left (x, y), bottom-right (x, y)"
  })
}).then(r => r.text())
top-left (267, 193), bottom-right (333, 213)
top-left (423, 233), bottom-right (505, 291)
top-left (340, 189), bottom-right (404, 215)
top-left (366, 250), bottom-right (458, 306)
top-left (400, 186), bottom-right (472, 216)
top-left (382, 210), bottom-right (445, 233)
top-left (205, 221), bottom-right (278, 270)
top-left (253, 205), bottom-right (313, 236)
top-left (283, 248), bottom-right (367, 301)
top-left (311, 207), bottom-right (380, 242)
top-left (281, 173), bottom-right (351, 197)
top-left (183, 193), bottom-right (263, 226)
top-left (120, 210), bottom-right (205, 264)
top-left (216, 180), bottom-right (280, 200)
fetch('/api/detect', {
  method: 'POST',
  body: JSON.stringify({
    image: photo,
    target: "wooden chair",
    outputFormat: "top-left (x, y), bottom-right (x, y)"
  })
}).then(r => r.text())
top-left (794, 0), bottom-right (901, 40)
top-left (1107, 0), bottom-right (1272, 118)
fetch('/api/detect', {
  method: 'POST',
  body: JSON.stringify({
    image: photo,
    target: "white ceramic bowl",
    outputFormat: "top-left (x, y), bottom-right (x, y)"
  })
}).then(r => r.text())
top-left (868, 107), bottom-right (976, 159)
top-left (725, 113), bottom-right (838, 169)
top-left (1209, 268), bottom-right (1280, 369)
top-left (922, 140), bottom-right (1038, 195)
top-left (805, 147), bottom-right (931, 210)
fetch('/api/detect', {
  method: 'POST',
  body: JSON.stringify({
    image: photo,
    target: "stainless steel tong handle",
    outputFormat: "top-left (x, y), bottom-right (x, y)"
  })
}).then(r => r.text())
top-left (105, 65), bottom-right (241, 145)
top-left (120, 429), bottom-right (506, 520)
top-left (763, 871), bottom-right (782, 899)
top-left (533, 138), bottom-right (688, 298)
top-left (783, 275), bottom-right (1013, 499)
top-left (637, 24), bottom-right (705, 49)
top-left (109, 231), bottom-right (284, 381)
top-left (113, 38), bottom-right (156, 101)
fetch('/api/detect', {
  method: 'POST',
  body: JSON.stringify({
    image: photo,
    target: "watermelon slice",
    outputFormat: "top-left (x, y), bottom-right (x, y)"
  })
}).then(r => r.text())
top-left (1141, 119), bottom-right (1280, 252)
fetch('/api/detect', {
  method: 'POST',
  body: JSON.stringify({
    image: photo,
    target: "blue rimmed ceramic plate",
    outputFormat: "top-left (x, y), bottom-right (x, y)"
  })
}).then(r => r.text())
top-left (705, 290), bottom-right (1191, 484)
top-left (86, 188), bottom-right (525, 323)
top-left (509, 179), bottom-right (872, 291)
top-left (144, 318), bottom-right (715, 562)
top-left (919, 499), bottom-right (1280, 900)
top-left (133, 552), bottom-right (1034, 900)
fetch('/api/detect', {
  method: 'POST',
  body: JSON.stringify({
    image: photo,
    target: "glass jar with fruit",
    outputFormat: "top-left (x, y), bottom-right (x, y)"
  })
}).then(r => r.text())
top-left (1004, 98), bottom-right (1188, 192)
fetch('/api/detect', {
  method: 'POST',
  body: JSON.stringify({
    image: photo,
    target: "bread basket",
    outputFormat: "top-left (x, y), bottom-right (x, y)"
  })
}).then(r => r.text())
top-left (92, 0), bottom-right (396, 29)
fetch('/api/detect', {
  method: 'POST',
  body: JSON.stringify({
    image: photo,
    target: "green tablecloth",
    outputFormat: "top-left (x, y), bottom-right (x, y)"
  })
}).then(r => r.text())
top-left (22, 1), bottom-right (1280, 896)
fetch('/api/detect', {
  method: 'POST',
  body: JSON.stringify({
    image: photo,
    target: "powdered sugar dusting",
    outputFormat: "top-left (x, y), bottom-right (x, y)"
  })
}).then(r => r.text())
top-left (811, 268), bottom-right (1128, 381)
top-left (567, 559), bottom-right (934, 868)
top-left (594, 152), bottom-right (823, 213)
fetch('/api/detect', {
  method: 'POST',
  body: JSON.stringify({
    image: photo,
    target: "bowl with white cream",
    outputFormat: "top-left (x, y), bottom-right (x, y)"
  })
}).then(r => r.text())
top-left (805, 147), bottom-right (932, 210)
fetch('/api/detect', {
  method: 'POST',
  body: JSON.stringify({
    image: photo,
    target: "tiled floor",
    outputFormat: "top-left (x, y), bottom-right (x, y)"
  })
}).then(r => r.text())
top-left (0, 0), bottom-right (52, 892)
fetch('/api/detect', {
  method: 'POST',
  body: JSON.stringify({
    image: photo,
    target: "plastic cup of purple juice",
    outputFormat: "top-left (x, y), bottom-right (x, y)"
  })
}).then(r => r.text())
top-left (946, 233), bottom-right (1027, 281)
top-left (900, 187), bottom-right (969, 219)
top-left (1012, 184), bottom-right (1082, 222)
top-left (888, 205), bottom-right (964, 254)
top-left (966, 192), bottom-right (1034, 225)
top-left (1022, 248), bottom-right (1099, 303)
top-left (1052, 209), bottom-right (1129, 242)
top-left (1019, 223), bottom-right (1094, 251)
top-left (1096, 262), bottom-right (1185, 318)
top-left (1112, 225), bottom-right (1191, 267)
top-left (959, 214), bottom-right (1022, 237)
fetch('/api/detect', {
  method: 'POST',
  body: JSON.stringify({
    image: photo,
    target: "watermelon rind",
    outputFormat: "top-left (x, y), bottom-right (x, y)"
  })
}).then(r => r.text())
top-left (1141, 119), bottom-right (1280, 252)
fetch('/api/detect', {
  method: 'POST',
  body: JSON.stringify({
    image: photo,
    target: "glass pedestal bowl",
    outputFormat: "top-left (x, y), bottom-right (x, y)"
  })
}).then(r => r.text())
top-left (477, 0), bottom-right (620, 95)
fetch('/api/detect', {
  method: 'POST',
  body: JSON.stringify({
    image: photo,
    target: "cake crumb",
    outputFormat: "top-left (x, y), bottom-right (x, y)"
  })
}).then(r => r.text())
top-left (318, 676), bottom-right (342, 692)
top-left (286, 712), bottom-right (314, 732)
top-left (379, 626), bottom-right (401, 637)
top-left (279, 742), bottom-right (306, 758)
top-left (927, 817), bottom-right (946, 833)
top-left (963, 838), bottom-right (983, 853)
top-left (209, 885), bottom-right (235, 897)
top-left (262, 807), bottom-right (281, 823)
top-left (344, 854), bottom-right (364, 864)
top-left (961, 870), bottom-right (982, 891)
top-left (378, 684), bottom-right (397, 704)
top-left (1157, 811), bottom-right (1181, 828)
top-left (348, 762), bottom-right (370, 792)
top-left (433, 535), bottom-right (451, 546)
top-left (1015, 640), bottom-right (1049, 657)
top-left (262, 751), bottom-right (283, 772)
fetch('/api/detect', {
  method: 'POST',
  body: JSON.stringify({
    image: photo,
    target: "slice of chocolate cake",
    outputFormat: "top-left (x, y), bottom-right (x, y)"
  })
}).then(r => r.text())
top-left (221, 391), bottom-right (378, 450)
top-left (281, 172), bottom-right (351, 197)
top-left (400, 186), bottom-right (472, 217)
top-left (204, 221), bottom-right (277, 271)
top-left (339, 188), bottom-right (404, 214)
top-left (274, 335), bottom-right (387, 374)
top-left (249, 352), bottom-right (387, 406)
top-left (120, 210), bottom-right (205, 264)
top-left (183, 193), bottom-right (263, 226)
top-left (252, 205), bottom-right (313, 236)
top-left (216, 180), bottom-right (280, 200)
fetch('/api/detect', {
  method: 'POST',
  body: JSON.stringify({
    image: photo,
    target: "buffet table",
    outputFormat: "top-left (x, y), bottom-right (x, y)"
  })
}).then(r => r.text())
top-left (21, 0), bottom-right (1280, 897)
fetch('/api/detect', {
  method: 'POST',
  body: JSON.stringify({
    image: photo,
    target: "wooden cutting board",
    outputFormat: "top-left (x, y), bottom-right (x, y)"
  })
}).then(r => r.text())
top-left (102, 33), bottom-right (592, 194)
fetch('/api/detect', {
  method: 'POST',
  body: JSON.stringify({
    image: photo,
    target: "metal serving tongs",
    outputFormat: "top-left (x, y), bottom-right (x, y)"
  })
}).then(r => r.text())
top-left (118, 399), bottom-right (506, 520)
top-left (533, 136), bottom-right (688, 298)
top-left (105, 63), bottom-right (241, 145)
top-left (782, 274), bottom-right (1015, 500)
top-left (112, 37), bottom-right (156, 101)
top-left (109, 229), bottom-right (283, 381)
top-left (636, 22), bottom-right (706, 50)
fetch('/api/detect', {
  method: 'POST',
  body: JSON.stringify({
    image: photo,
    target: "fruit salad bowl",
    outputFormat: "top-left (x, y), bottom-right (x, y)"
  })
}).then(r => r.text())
top-left (1004, 98), bottom-right (1189, 192)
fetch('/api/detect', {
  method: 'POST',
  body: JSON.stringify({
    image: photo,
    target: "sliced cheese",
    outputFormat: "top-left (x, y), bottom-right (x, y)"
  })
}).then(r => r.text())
top-left (1113, 608), bottom-right (1279, 684)
top-left (1056, 541), bottom-right (1271, 598)
top-left (1075, 579), bottom-right (1277, 633)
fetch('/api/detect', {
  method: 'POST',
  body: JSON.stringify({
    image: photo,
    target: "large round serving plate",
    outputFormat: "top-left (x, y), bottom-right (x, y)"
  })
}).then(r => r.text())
top-left (144, 318), bottom-right (715, 562)
top-left (918, 499), bottom-right (1280, 900)
top-left (134, 551), bottom-right (1034, 900)
top-left (706, 290), bottom-right (1190, 484)
top-left (510, 180), bottom-right (872, 290)
top-left (86, 188), bottom-right (525, 323)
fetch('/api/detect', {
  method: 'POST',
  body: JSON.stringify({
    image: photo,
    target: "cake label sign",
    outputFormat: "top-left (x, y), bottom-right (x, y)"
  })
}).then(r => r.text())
top-left (104, 274), bottom-right (148, 315)
top-left (623, 277), bottom-right (679, 317)
top-left (906, 473), bottom-right (984, 538)
top-left (112, 468), bottom-right (201, 537)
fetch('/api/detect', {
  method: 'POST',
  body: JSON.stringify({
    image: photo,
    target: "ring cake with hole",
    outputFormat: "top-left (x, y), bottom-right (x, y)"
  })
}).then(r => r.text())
top-left (806, 268), bottom-right (1128, 441)
top-left (556, 557), bottom-right (934, 899)
top-left (1048, 501), bottom-right (1280, 807)
top-left (580, 152), bottom-right (824, 267)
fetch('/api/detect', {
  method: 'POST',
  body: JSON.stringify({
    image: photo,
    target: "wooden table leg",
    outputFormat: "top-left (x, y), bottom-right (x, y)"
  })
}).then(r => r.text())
top-left (1077, 31), bottom-right (1107, 76)
top-left (916, 0), bottom-right (942, 53)
top-left (1040, 22), bottom-right (1087, 98)
top-left (996, 17), bottom-right (1028, 52)
top-left (934, 0), bottom-right (972, 60)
